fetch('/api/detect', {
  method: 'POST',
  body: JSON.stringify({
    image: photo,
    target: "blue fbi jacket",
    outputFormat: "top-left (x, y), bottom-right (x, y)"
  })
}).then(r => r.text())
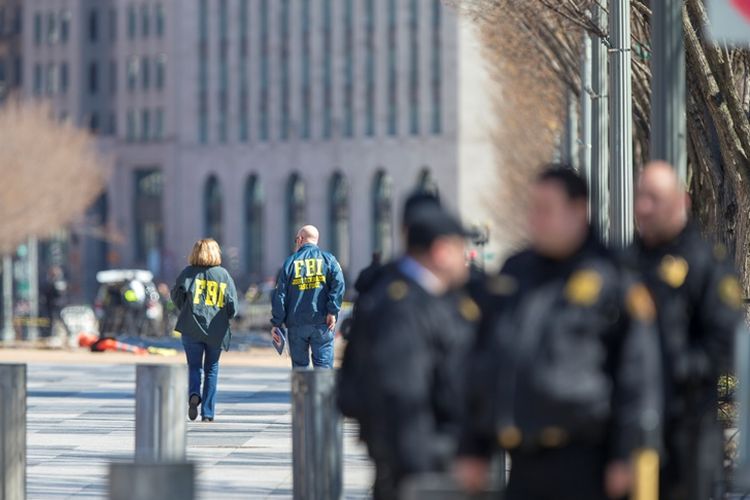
top-left (271, 243), bottom-right (346, 328)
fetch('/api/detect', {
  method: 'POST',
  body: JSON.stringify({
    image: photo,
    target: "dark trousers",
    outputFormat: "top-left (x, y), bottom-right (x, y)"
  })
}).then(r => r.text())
top-left (660, 416), bottom-right (723, 500)
top-left (506, 444), bottom-right (607, 500)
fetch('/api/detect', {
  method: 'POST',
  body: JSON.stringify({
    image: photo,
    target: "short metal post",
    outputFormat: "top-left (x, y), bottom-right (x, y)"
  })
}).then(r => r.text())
top-left (0, 364), bottom-right (26, 500)
top-left (109, 462), bottom-right (195, 500)
top-left (292, 369), bottom-right (342, 500)
top-left (135, 364), bottom-right (187, 462)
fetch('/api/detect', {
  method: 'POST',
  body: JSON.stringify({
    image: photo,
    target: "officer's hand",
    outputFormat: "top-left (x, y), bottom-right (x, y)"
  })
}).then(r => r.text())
top-left (453, 457), bottom-right (489, 494)
top-left (605, 460), bottom-right (633, 499)
top-left (271, 328), bottom-right (281, 344)
top-left (326, 314), bottom-right (337, 333)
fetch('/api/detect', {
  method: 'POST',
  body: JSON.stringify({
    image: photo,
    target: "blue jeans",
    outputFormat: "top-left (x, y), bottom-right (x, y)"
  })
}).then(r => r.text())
top-left (182, 338), bottom-right (222, 418)
top-left (287, 324), bottom-right (334, 368)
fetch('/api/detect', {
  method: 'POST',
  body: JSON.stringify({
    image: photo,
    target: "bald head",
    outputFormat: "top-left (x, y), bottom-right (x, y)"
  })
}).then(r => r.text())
top-left (295, 225), bottom-right (320, 249)
top-left (635, 161), bottom-right (689, 246)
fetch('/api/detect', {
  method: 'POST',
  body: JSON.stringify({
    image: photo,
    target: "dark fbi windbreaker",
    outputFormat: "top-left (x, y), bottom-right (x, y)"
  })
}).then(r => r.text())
top-left (271, 243), bottom-right (345, 328)
top-left (171, 265), bottom-right (238, 351)
top-left (464, 236), bottom-right (662, 460)
top-left (339, 262), bottom-right (480, 477)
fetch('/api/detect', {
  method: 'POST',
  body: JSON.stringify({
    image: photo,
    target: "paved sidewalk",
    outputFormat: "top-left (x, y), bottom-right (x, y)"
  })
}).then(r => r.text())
top-left (24, 363), bottom-right (373, 499)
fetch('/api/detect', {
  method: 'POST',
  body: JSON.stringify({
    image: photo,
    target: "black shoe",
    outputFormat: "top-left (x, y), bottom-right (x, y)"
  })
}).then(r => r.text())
top-left (202, 417), bottom-right (214, 422)
top-left (188, 394), bottom-right (201, 421)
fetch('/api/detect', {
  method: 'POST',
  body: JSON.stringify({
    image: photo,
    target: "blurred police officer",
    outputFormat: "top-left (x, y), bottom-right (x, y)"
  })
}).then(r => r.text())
top-left (339, 204), bottom-right (479, 500)
top-left (271, 225), bottom-right (345, 368)
top-left (456, 166), bottom-right (661, 500)
top-left (625, 161), bottom-right (743, 500)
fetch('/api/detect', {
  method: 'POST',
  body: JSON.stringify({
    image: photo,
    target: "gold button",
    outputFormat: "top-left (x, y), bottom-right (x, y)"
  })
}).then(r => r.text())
top-left (539, 426), bottom-right (568, 448)
top-left (497, 426), bottom-right (522, 449)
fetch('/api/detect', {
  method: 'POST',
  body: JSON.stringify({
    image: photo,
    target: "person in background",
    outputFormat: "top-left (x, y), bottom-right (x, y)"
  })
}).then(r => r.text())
top-left (625, 161), bottom-right (742, 500)
top-left (171, 238), bottom-right (238, 422)
top-left (456, 166), bottom-right (661, 500)
top-left (41, 266), bottom-right (67, 338)
top-left (271, 225), bottom-right (345, 369)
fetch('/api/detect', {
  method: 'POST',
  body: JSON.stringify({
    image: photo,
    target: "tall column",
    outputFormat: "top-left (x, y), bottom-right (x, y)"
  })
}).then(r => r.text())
top-left (651, 0), bottom-right (686, 181)
top-left (609, 0), bottom-right (634, 248)
top-left (580, 31), bottom-right (593, 197)
top-left (2, 256), bottom-right (14, 343)
top-left (26, 238), bottom-right (39, 341)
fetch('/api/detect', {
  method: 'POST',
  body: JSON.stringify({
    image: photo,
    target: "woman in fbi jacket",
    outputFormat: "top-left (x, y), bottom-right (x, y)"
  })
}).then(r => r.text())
top-left (171, 238), bottom-right (238, 422)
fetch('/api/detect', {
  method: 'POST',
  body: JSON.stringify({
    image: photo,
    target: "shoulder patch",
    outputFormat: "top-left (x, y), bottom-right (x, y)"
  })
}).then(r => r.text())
top-left (488, 274), bottom-right (518, 296)
top-left (658, 255), bottom-right (689, 288)
top-left (626, 284), bottom-right (656, 322)
top-left (564, 269), bottom-right (603, 306)
top-left (718, 275), bottom-right (743, 309)
top-left (387, 280), bottom-right (409, 301)
top-left (459, 297), bottom-right (481, 322)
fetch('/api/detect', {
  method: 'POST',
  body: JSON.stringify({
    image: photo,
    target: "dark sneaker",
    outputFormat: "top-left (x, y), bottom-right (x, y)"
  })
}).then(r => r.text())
top-left (188, 394), bottom-right (201, 421)
top-left (202, 417), bottom-right (214, 422)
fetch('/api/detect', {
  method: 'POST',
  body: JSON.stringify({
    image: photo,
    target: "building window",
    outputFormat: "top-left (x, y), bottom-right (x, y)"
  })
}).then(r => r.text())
top-left (343, 0), bottom-right (354, 138)
top-left (198, 0), bottom-right (208, 143)
top-left (127, 57), bottom-right (138, 90)
top-left (88, 62), bottom-right (99, 95)
top-left (60, 63), bottom-right (69, 94)
top-left (134, 170), bottom-right (164, 269)
top-left (110, 8), bottom-right (117, 41)
top-left (12, 7), bottom-right (21, 35)
top-left (373, 170), bottom-right (393, 259)
top-left (204, 176), bottom-right (223, 243)
top-left (46, 63), bottom-right (57, 95)
top-left (127, 5), bottom-right (137, 39)
top-left (13, 57), bottom-right (21, 86)
top-left (218, 0), bottom-right (229, 143)
top-left (141, 109), bottom-right (151, 141)
top-left (409, 0), bottom-right (420, 135)
top-left (154, 108), bottom-right (164, 140)
top-left (244, 175), bottom-right (263, 279)
top-left (322, 0), bottom-right (333, 139)
top-left (89, 113), bottom-right (100, 133)
top-left (431, 0), bottom-right (442, 134)
top-left (155, 55), bottom-right (166, 90)
top-left (33, 13), bottom-right (42, 45)
top-left (155, 3), bottom-right (165, 37)
top-left (365, 0), bottom-right (376, 137)
top-left (141, 57), bottom-right (150, 90)
top-left (279, 0), bottom-right (290, 140)
top-left (141, 4), bottom-right (150, 37)
top-left (108, 112), bottom-right (117, 135)
top-left (329, 173), bottom-right (350, 272)
top-left (239, 0), bottom-right (249, 142)
top-left (126, 109), bottom-right (137, 141)
top-left (88, 9), bottom-right (99, 43)
top-left (33, 64), bottom-right (42, 95)
top-left (46, 12), bottom-right (58, 44)
top-left (287, 174), bottom-right (306, 248)
top-left (259, 0), bottom-right (269, 141)
top-left (60, 10), bottom-right (71, 43)
top-left (0, 8), bottom-right (5, 36)
top-left (109, 61), bottom-right (117, 94)
top-left (300, 0), bottom-right (311, 139)
top-left (387, 0), bottom-right (398, 136)
top-left (0, 59), bottom-right (5, 86)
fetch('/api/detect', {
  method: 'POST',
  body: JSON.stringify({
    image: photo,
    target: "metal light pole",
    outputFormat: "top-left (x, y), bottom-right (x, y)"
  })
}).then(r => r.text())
top-left (609, 0), bottom-right (634, 248)
top-left (651, 0), bottom-right (686, 181)
top-left (591, 3), bottom-right (610, 242)
top-left (580, 30), bottom-right (593, 195)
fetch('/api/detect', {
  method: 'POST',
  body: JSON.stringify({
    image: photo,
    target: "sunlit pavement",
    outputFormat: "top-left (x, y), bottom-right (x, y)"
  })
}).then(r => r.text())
top-left (24, 363), bottom-right (373, 499)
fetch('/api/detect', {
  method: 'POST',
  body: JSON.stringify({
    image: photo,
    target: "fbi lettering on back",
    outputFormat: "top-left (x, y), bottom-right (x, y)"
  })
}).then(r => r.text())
top-left (291, 258), bottom-right (327, 291)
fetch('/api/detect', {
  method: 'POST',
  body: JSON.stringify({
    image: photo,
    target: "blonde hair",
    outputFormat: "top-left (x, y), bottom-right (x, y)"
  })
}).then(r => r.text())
top-left (189, 239), bottom-right (222, 267)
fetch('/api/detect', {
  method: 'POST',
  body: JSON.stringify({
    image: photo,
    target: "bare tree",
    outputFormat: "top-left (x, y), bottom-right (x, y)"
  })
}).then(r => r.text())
top-left (0, 101), bottom-right (109, 254)
top-left (456, 0), bottom-right (750, 288)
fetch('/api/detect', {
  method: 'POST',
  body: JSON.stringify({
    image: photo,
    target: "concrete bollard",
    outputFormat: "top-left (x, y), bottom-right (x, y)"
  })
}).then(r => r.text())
top-left (0, 364), bottom-right (26, 500)
top-left (134, 364), bottom-right (187, 462)
top-left (401, 473), bottom-right (502, 500)
top-left (292, 369), bottom-right (342, 500)
top-left (109, 462), bottom-right (195, 500)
